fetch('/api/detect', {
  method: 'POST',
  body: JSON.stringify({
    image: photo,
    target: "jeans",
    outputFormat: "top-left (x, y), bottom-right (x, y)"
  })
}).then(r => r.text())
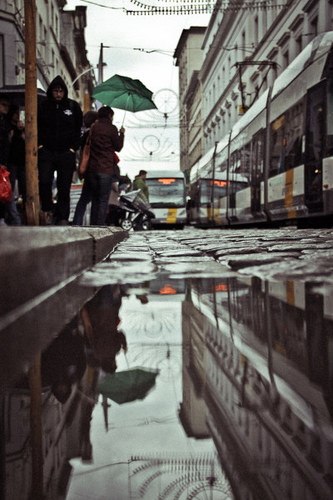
top-left (6, 197), bottom-right (21, 225)
top-left (72, 180), bottom-right (91, 225)
top-left (38, 148), bottom-right (76, 221)
top-left (85, 172), bottom-right (113, 225)
top-left (6, 165), bottom-right (21, 225)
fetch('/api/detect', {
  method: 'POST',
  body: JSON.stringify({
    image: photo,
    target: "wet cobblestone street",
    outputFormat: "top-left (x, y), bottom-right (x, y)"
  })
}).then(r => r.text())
top-left (2, 227), bottom-right (333, 500)
top-left (102, 227), bottom-right (333, 287)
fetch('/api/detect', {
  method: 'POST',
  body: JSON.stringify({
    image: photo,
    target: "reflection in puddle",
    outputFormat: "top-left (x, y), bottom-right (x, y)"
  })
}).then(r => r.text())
top-left (1, 263), bottom-right (333, 499)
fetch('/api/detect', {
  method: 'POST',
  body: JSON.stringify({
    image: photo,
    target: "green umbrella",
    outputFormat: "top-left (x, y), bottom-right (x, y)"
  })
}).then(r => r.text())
top-left (92, 74), bottom-right (157, 113)
top-left (97, 367), bottom-right (159, 405)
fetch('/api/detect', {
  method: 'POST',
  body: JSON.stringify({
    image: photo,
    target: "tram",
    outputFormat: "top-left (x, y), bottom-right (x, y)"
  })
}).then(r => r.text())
top-left (145, 170), bottom-right (187, 228)
top-left (189, 32), bottom-right (333, 228)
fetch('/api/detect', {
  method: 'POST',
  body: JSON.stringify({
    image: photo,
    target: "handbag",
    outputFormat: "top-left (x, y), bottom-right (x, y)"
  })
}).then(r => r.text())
top-left (78, 125), bottom-right (94, 178)
top-left (0, 166), bottom-right (12, 203)
top-left (113, 151), bottom-right (121, 180)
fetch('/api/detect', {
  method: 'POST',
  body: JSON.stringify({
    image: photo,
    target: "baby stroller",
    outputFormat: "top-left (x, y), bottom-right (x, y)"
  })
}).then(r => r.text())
top-left (108, 189), bottom-right (155, 231)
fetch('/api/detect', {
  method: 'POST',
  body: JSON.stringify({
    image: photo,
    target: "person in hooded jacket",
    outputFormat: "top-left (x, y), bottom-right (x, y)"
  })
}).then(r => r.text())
top-left (38, 75), bottom-right (83, 225)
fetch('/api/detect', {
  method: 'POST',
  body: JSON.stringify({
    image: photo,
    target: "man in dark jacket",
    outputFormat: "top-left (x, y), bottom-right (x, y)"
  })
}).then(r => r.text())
top-left (38, 75), bottom-right (83, 225)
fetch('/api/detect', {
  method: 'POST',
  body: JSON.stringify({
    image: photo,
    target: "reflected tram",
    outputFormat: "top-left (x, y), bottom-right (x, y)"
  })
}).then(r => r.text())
top-left (145, 170), bottom-right (187, 228)
top-left (189, 32), bottom-right (333, 228)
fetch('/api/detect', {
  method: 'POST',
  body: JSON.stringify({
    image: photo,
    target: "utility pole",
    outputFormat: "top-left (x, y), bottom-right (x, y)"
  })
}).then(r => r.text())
top-left (98, 43), bottom-right (104, 84)
top-left (24, 0), bottom-right (40, 225)
top-left (28, 352), bottom-right (44, 499)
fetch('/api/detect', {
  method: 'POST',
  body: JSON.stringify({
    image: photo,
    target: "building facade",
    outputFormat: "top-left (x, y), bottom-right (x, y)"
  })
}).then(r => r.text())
top-left (174, 27), bottom-right (206, 177)
top-left (176, 0), bottom-right (333, 174)
top-left (0, 0), bottom-right (94, 109)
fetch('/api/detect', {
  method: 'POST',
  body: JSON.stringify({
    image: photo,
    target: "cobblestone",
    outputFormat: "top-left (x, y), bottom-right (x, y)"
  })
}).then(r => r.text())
top-left (108, 228), bottom-right (333, 287)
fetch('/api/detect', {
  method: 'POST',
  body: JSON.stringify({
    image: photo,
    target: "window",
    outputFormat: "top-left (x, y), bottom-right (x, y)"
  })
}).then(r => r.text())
top-left (38, 15), bottom-right (43, 41)
top-left (269, 100), bottom-right (305, 177)
top-left (145, 178), bottom-right (185, 207)
top-left (296, 36), bottom-right (302, 57)
top-left (306, 83), bottom-right (325, 163)
top-left (310, 16), bottom-right (318, 38)
top-left (251, 131), bottom-right (265, 211)
top-left (200, 179), bottom-right (228, 204)
top-left (327, 76), bottom-right (333, 155)
top-left (252, 131), bottom-right (265, 182)
top-left (242, 30), bottom-right (246, 59)
top-left (229, 150), bottom-right (249, 207)
top-left (0, 35), bottom-right (3, 87)
top-left (254, 16), bottom-right (259, 45)
top-left (262, 9), bottom-right (267, 33)
top-left (282, 50), bottom-right (289, 71)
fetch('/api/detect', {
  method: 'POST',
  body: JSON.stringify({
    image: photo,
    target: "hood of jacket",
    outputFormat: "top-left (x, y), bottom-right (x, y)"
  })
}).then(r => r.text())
top-left (47, 75), bottom-right (68, 100)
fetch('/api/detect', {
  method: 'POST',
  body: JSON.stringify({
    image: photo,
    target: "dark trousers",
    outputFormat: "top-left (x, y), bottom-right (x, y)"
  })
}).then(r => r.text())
top-left (85, 172), bottom-right (113, 225)
top-left (73, 180), bottom-right (92, 225)
top-left (38, 149), bottom-right (75, 221)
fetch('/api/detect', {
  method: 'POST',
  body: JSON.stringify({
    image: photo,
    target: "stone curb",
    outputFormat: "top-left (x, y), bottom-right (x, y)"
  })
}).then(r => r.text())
top-left (0, 226), bottom-right (128, 316)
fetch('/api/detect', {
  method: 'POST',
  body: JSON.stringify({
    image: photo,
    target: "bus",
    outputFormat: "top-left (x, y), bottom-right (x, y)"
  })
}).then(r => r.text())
top-left (145, 170), bottom-right (187, 228)
top-left (189, 32), bottom-right (333, 228)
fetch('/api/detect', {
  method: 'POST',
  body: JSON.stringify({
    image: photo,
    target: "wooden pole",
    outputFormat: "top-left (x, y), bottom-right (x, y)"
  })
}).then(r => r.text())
top-left (24, 0), bottom-right (40, 225)
top-left (28, 352), bottom-right (44, 499)
top-left (99, 43), bottom-right (104, 83)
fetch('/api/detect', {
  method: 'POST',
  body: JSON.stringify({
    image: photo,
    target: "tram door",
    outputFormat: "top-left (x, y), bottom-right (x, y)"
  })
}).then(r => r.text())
top-left (305, 82), bottom-right (325, 213)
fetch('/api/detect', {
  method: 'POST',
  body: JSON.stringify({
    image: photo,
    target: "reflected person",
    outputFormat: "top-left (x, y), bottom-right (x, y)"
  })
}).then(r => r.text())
top-left (81, 285), bottom-right (127, 373)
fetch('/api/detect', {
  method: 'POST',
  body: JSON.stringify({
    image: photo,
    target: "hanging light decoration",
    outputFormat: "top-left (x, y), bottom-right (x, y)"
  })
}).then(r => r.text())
top-left (126, 0), bottom-right (288, 16)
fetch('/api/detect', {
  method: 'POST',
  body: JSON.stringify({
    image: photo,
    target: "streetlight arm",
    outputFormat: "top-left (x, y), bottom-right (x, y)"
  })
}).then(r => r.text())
top-left (72, 66), bottom-right (94, 86)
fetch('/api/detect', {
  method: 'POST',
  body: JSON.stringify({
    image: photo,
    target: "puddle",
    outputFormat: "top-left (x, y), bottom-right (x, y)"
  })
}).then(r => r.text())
top-left (1, 232), bottom-right (333, 500)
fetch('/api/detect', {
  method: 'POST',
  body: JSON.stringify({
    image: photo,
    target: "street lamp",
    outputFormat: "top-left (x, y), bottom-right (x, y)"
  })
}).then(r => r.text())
top-left (71, 66), bottom-right (95, 86)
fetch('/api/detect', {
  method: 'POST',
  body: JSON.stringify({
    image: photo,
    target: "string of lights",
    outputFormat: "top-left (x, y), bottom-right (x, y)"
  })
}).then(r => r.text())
top-left (72, 0), bottom-right (288, 16)
top-left (126, 0), bottom-right (288, 16)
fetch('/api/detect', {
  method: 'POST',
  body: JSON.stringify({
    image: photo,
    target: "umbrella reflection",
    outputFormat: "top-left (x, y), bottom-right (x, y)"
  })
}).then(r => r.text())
top-left (97, 367), bottom-right (159, 405)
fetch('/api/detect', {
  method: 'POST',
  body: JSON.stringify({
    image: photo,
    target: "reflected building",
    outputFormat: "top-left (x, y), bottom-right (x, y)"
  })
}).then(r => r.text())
top-left (180, 297), bottom-right (210, 438)
top-left (1, 310), bottom-right (100, 499)
top-left (184, 277), bottom-right (333, 499)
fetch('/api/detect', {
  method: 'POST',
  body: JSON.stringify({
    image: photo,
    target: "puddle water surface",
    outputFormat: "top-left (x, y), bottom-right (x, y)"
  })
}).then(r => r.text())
top-left (2, 232), bottom-right (333, 500)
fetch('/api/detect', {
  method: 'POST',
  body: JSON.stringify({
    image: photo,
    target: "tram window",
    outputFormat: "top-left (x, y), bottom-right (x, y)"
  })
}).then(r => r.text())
top-left (200, 179), bottom-right (228, 203)
top-left (284, 102), bottom-right (304, 170)
top-left (269, 102), bottom-right (304, 177)
top-left (306, 84), bottom-right (325, 163)
top-left (270, 114), bottom-right (285, 177)
top-left (230, 148), bottom-right (250, 186)
top-left (241, 145), bottom-right (251, 183)
top-left (327, 79), bottom-right (333, 155)
top-left (252, 132), bottom-right (264, 182)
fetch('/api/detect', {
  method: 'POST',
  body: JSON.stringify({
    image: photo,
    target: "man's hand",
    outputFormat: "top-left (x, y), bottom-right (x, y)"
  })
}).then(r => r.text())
top-left (120, 126), bottom-right (125, 134)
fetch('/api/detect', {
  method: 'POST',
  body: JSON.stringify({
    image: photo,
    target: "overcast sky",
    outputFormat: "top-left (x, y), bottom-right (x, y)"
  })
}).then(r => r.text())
top-left (64, 0), bottom-right (210, 178)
